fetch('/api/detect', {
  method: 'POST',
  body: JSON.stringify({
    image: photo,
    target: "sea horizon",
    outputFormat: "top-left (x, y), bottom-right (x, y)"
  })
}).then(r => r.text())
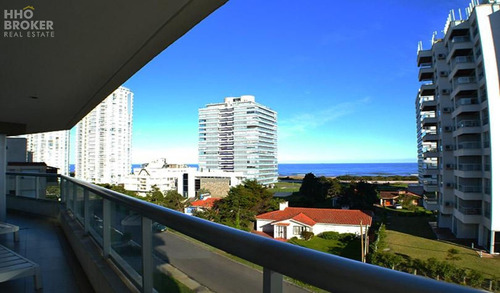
top-left (70, 162), bottom-right (418, 177)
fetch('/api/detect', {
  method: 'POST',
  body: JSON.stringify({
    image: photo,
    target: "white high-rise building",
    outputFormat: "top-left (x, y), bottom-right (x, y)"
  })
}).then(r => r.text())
top-left (416, 0), bottom-right (500, 253)
top-left (25, 130), bottom-right (70, 175)
top-left (199, 95), bottom-right (278, 185)
top-left (76, 86), bottom-right (133, 184)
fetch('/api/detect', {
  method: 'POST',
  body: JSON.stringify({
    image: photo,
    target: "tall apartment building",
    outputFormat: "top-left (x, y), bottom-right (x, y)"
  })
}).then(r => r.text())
top-left (25, 130), bottom-right (70, 176)
top-left (76, 86), bottom-right (133, 184)
top-left (198, 95), bottom-right (278, 185)
top-left (416, 0), bottom-right (500, 253)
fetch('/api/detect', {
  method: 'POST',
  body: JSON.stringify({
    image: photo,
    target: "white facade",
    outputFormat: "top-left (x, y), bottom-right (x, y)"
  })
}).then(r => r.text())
top-left (416, 1), bottom-right (500, 253)
top-left (24, 130), bottom-right (70, 176)
top-left (199, 95), bottom-right (278, 185)
top-left (256, 219), bottom-right (369, 240)
top-left (76, 86), bottom-right (133, 184)
top-left (123, 158), bottom-right (244, 198)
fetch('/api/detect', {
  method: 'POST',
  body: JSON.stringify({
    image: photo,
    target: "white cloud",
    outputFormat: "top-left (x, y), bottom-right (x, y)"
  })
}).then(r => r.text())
top-left (279, 96), bottom-right (371, 138)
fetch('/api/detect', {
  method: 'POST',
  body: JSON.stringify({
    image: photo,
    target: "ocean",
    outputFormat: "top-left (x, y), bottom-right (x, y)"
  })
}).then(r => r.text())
top-left (277, 163), bottom-right (417, 177)
top-left (69, 162), bottom-right (417, 177)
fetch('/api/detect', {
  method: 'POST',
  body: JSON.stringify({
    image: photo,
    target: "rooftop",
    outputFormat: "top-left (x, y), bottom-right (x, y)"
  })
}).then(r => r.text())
top-left (257, 207), bottom-right (373, 226)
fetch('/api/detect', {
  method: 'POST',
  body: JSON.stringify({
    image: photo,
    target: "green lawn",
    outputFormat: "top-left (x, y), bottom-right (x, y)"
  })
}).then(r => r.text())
top-left (383, 215), bottom-right (500, 280)
top-left (269, 182), bottom-right (301, 193)
top-left (288, 236), bottom-right (361, 261)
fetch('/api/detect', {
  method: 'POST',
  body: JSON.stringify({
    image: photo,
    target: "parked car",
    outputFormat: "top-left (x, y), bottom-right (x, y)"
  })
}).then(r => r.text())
top-left (394, 204), bottom-right (403, 209)
top-left (153, 222), bottom-right (167, 232)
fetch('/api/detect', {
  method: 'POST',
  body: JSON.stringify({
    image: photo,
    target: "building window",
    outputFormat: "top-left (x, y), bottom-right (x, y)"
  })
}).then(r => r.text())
top-left (293, 226), bottom-right (308, 235)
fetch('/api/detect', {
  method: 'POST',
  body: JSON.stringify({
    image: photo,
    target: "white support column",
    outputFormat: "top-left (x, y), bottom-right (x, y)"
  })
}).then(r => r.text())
top-left (0, 134), bottom-right (6, 221)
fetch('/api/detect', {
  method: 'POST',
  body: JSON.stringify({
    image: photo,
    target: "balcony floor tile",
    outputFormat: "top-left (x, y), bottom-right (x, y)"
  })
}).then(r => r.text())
top-left (0, 211), bottom-right (94, 293)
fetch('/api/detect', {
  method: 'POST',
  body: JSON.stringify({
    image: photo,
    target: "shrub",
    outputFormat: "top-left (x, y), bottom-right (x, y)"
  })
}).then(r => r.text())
top-left (338, 233), bottom-right (357, 242)
top-left (301, 231), bottom-right (314, 240)
top-left (318, 231), bottom-right (340, 240)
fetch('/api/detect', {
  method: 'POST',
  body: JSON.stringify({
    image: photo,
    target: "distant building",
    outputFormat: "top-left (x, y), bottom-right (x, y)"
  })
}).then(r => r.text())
top-left (25, 130), bottom-right (70, 176)
top-left (76, 86), bottom-right (133, 184)
top-left (415, 1), bottom-right (500, 253)
top-left (198, 95), bottom-right (278, 185)
top-left (123, 158), bottom-right (245, 198)
top-left (255, 202), bottom-right (372, 240)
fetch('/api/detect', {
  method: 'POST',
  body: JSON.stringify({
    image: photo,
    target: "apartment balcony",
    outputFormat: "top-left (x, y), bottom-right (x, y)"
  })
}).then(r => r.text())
top-left (422, 148), bottom-right (439, 158)
top-left (418, 66), bottom-right (434, 81)
top-left (419, 97), bottom-right (437, 111)
top-left (1, 173), bottom-right (476, 293)
top-left (453, 208), bottom-right (482, 224)
top-left (421, 164), bottom-right (439, 176)
top-left (451, 78), bottom-right (477, 97)
top-left (448, 37), bottom-right (473, 58)
top-left (422, 132), bottom-right (438, 142)
top-left (453, 120), bottom-right (482, 136)
top-left (421, 116), bottom-right (437, 127)
top-left (455, 185), bottom-right (483, 201)
top-left (453, 164), bottom-right (483, 178)
top-left (452, 98), bottom-right (480, 117)
top-left (417, 49), bottom-right (432, 66)
top-left (419, 83), bottom-right (436, 96)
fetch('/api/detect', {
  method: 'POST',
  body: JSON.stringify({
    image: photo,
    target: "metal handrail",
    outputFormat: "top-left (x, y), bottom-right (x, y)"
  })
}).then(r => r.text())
top-left (6, 172), bottom-right (477, 292)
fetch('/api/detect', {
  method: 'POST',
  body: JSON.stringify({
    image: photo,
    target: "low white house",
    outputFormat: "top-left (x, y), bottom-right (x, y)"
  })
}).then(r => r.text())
top-left (255, 202), bottom-right (372, 240)
top-left (123, 158), bottom-right (245, 198)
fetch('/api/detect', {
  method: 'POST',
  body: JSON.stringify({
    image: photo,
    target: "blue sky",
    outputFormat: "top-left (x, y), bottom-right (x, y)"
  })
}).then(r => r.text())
top-left (77, 0), bottom-right (472, 164)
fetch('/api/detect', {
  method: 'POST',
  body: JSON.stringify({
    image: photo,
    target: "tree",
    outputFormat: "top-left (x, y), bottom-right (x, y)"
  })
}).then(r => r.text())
top-left (299, 173), bottom-right (317, 199)
top-left (198, 180), bottom-right (280, 231)
top-left (163, 190), bottom-right (186, 212)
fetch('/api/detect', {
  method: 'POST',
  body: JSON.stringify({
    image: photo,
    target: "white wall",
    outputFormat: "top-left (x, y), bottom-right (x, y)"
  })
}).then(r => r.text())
top-left (256, 218), bottom-right (369, 240)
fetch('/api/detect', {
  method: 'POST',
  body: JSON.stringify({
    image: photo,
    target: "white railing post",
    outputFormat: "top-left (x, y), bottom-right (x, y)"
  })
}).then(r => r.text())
top-left (142, 217), bottom-right (153, 293)
top-left (103, 199), bottom-right (111, 257)
top-left (263, 268), bottom-right (283, 293)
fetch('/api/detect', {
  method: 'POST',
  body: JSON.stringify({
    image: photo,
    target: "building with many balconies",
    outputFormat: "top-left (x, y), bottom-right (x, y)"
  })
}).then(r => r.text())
top-left (198, 95), bottom-right (278, 185)
top-left (75, 86), bottom-right (133, 185)
top-left (416, 0), bottom-right (500, 253)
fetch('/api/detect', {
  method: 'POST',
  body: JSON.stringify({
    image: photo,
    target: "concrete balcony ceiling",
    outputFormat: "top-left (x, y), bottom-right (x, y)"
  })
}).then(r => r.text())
top-left (0, 0), bottom-right (227, 135)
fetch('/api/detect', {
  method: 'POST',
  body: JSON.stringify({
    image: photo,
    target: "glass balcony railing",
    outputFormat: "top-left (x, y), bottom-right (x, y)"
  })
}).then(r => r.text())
top-left (456, 120), bottom-right (480, 128)
top-left (451, 36), bottom-right (471, 43)
top-left (455, 97), bottom-right (478, 106)
top-left (457, 206), bottom-right (482, 215)
top-left (457, 185), bottom-right (482, 193)
top-left (456, 141), bottom-right (481, 149)
top-left (4, 172), bottom-right (474, 293)
top-left (457, 164), bottom-right (482, 171)
top-left (454, 76), bottom-right (476, 85)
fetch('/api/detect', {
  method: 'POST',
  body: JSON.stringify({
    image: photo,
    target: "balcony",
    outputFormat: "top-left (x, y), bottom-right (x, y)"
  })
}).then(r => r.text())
top-left (455, 184), bottom-right (483, 201)
top-left (417, 49), bottom-right (432, 66)
top-left (453, 208), bottom-right (482, 224)
top-left (419, 97), bottom-right (437, 111)
top-left (454, 164), bottom-right (483, 178)
top-left (418, 66), bottom-right (434, 81)
top-left (453, 120), bottom-right (481, 136)
top-left (1, 173), bottom-right (474, 293)
top-left (452, 98), bottom-right (480, 117)
top-left (419, 83), bottom-right (436, 96)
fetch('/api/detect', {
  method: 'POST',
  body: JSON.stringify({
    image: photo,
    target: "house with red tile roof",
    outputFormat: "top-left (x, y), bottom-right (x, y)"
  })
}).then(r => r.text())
top-left (255, 202), bottom-right (372, 240)
top-left (379, 190), bottom-right (421, 207)
top-left (184, 197), bottom-right (220, 216)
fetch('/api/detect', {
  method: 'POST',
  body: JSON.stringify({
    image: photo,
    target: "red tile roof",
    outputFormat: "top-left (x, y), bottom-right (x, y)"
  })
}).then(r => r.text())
top-left (290, 213), bottom-right (316, 226)
top-left (256, 207), bottom-right (372, 226)
top-left (190, 198), bottom-right (220, 208)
